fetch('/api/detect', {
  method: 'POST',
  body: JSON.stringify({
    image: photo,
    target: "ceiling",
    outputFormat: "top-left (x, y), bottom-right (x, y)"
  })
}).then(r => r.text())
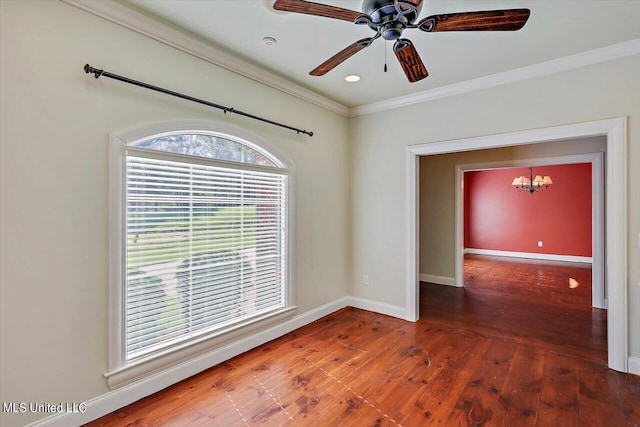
top-left (121, 0), bottom-right (640, 109)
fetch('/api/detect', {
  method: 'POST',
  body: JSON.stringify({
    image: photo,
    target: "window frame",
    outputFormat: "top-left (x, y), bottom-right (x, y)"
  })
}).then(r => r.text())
top-left (107, 121), bottom-right (295, 389)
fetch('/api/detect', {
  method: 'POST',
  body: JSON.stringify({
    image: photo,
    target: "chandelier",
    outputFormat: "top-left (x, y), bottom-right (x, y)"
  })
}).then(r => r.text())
top-left (512, 167), bottom-right (553, 194)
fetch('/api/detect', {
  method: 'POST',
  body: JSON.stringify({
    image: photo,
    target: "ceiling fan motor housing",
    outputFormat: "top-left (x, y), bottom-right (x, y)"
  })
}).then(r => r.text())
top-left (363, 0), bottom-right (422, 24)
top-left (362, 0), bottom-right (422, 40)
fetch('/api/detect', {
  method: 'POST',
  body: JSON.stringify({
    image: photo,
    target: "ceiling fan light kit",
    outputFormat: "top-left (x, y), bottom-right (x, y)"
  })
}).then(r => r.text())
top-left (273, 0), bottom-right (530, 82)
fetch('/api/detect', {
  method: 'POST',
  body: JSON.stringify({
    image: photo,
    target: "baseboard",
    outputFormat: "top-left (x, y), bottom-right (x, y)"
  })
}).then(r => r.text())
top-left (464, 248), bottom-right (592, 264)
top-left (628, 357), bottom-right (640, 376)
top-left (27, 297), bottom-right (350, 427)
top-left (346, 296), bottom-right (407, 320)
top-left (419, 274), bottom-right (457, 287)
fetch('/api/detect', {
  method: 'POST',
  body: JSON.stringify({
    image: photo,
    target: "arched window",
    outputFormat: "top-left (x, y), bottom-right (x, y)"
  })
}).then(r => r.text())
top-left (108, 128), bottom-right (292, 388)
top-left (130, 133), bottom-right (281, 166)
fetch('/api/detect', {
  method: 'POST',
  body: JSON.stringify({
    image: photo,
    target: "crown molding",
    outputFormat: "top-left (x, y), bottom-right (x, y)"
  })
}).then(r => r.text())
top-left (62, 0), bottom-right (350, 117)
top-left (62, 1), bottom-right (639, 119)
top-left (350, 38), bottom-right (640, 116)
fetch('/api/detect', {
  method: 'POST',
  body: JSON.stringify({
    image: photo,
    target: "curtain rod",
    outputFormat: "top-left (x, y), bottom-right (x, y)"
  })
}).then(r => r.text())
top-left (83, 64), bottom-right (313, 137)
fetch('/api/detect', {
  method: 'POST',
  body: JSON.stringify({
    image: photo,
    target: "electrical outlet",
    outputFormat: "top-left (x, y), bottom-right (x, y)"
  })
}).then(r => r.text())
top-left (363, 275), bottom-right (369, 286)
top-left (538, 241), bottom-right (543, 247)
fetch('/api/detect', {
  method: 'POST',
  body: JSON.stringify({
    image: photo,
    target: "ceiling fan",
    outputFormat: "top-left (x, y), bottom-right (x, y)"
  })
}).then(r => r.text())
top-left (273, 0), bottom-right (530, 82)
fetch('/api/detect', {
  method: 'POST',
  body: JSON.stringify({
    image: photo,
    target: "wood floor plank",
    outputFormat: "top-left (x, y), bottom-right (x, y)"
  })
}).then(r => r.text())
top-left (536, 353), bottom-right (580, 427)
top-left (401, 328), bottom-right (491, 425)
top-left (360, 330), bottom-right (449, 423)
top-left (577, 361), bottom-right (640, 426)
top-left (485, 345), bottom-right (545, 426)
top-left (444, 338), bottom-right (519, 426)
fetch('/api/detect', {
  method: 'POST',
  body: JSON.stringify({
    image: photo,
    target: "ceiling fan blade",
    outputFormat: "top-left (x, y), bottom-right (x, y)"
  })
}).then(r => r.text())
top-left (393, 39), bottom-right (428, 83)
top-left (310, 38), bottom-right (375, 76)
top-left (273, 0), bottom-right (364, 22)
top-left (418, 9), bottom-right (530, 32)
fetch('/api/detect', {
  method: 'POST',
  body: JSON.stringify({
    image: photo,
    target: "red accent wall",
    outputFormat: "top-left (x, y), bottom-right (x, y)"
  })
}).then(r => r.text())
top-left (464, 164), bottom-right (592, 257)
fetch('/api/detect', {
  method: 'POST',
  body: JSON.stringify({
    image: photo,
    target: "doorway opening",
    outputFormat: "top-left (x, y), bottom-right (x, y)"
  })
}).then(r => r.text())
top-left (405, 118), bottom-right (627, 372)
top-left (455, 153), bottom-right (604, 309)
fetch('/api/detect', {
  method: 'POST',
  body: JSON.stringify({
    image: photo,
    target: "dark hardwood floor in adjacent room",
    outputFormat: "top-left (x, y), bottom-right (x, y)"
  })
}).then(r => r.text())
top-left (87, 256), bottom-right (638, 426)
top-left (453, 254), bottom-right (606, 363)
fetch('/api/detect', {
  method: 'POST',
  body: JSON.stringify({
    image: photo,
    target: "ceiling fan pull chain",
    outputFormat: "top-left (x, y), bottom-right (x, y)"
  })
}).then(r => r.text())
top-left (384, 41), bottom-right (388, 72)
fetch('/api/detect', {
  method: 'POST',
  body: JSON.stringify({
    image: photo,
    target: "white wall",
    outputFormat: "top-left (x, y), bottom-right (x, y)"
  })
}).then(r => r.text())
top-left (349, 55), bottom-right (640, 357)
top-left (0, 1), bottom-right (349, 426)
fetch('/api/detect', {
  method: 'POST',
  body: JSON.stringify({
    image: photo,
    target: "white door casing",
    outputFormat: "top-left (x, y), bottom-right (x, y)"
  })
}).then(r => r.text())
top-left (405, 117), bottom-right (627, 372)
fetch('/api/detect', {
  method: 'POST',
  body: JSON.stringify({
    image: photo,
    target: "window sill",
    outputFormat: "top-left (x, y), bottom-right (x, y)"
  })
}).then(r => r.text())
top-left (105, 306), bottom-right (297, 390)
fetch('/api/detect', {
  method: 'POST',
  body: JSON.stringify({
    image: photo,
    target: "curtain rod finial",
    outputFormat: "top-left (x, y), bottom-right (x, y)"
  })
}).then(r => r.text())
top-left (84, 64), bottom-right (103, 78)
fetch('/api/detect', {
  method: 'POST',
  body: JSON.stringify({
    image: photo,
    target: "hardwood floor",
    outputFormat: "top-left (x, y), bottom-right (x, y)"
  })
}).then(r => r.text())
top-left (87, 256), bottom-right (639, 426)
top-left (452, 254), bottom-right (606, 363)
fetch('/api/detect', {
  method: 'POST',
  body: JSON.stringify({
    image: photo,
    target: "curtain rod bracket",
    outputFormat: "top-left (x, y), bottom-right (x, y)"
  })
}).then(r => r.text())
top-left (82, 64), bottom-right (313, 137)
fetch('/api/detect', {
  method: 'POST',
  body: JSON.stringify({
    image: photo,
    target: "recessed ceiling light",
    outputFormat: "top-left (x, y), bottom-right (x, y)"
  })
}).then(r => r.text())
top-left (345, 74), bottom-right (361, 83)
top-left (262, 37), bottom-right (277, 47)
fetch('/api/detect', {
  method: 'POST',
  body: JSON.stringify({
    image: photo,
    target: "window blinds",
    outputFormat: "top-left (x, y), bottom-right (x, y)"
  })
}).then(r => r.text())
top-left (125, 155), bottom-right (286, 360)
